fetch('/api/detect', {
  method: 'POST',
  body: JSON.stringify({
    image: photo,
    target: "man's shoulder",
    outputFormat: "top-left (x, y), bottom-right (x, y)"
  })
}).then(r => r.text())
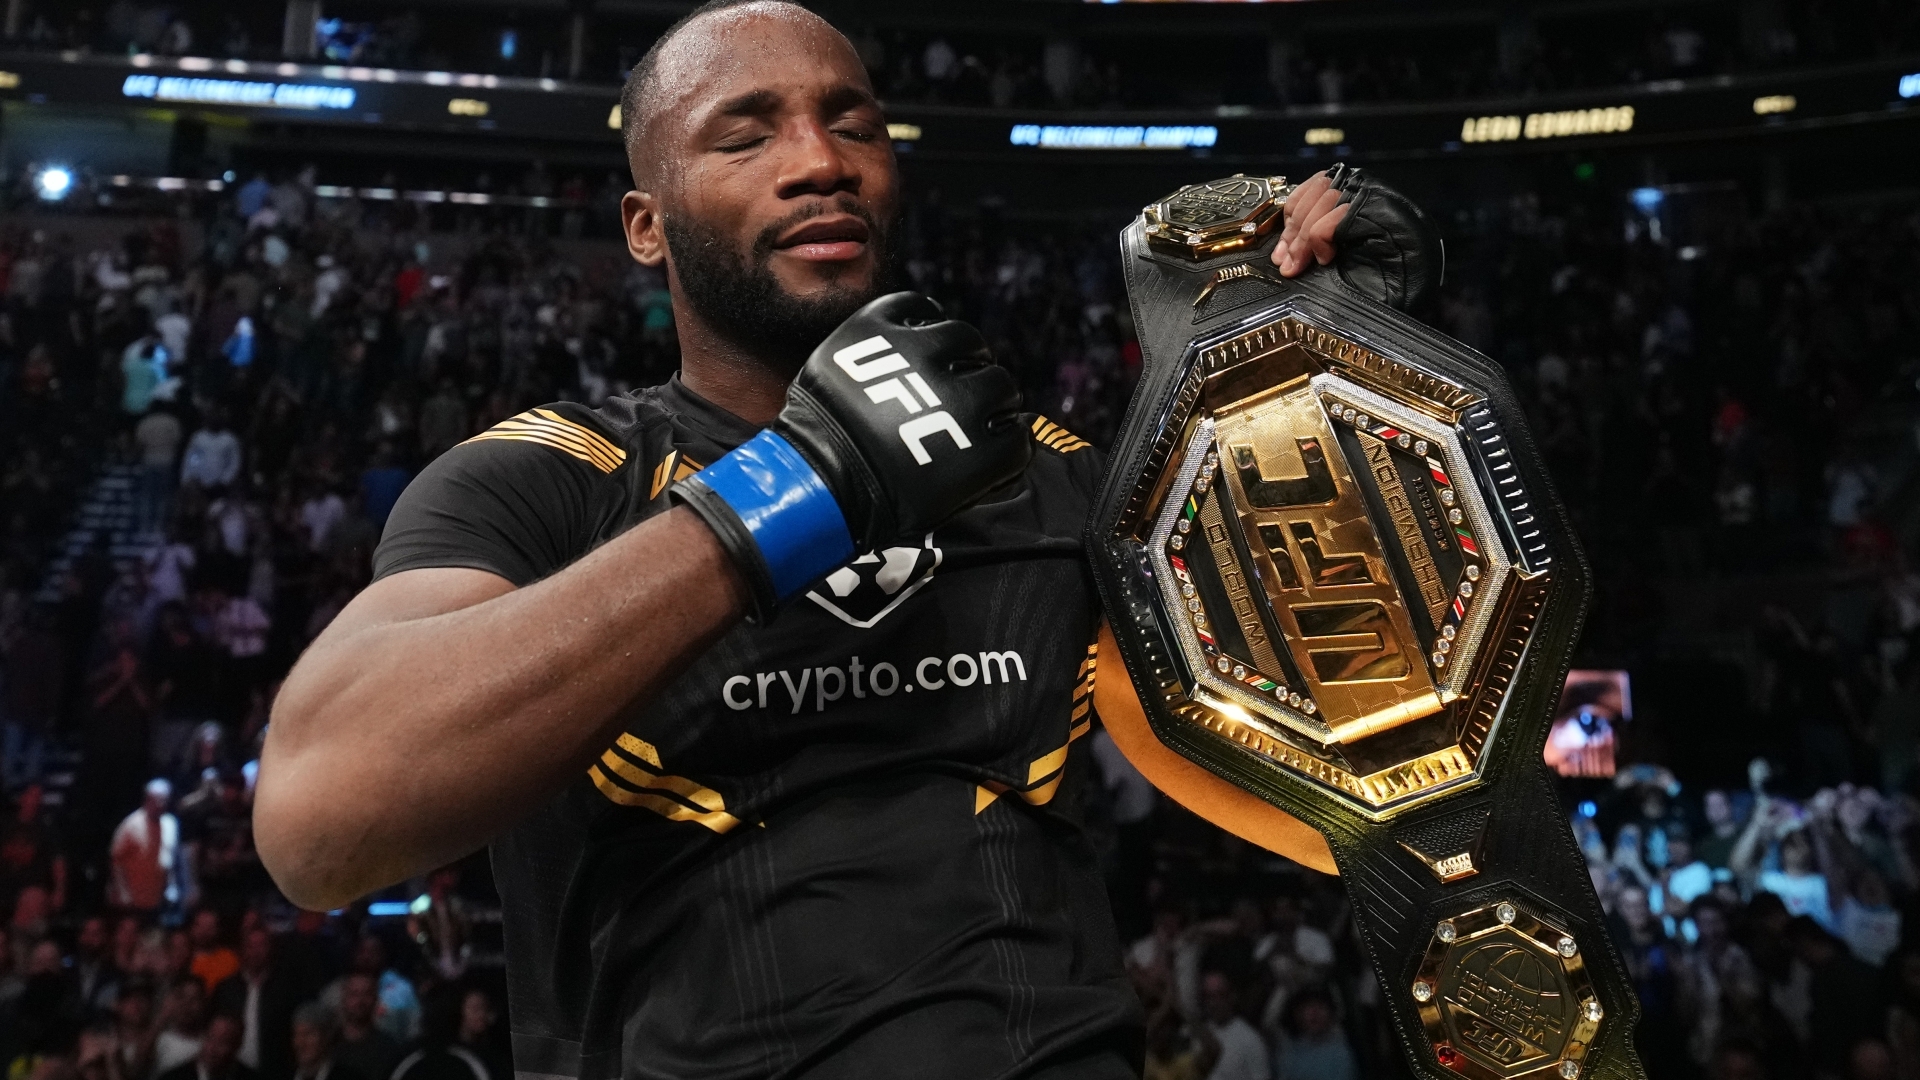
top-left (1018, 413), bottom-right (1105, 504)
top-left (1024, 413), bottom-right (1099, 462)
top-left (455, 402), bottom-right (642, 478)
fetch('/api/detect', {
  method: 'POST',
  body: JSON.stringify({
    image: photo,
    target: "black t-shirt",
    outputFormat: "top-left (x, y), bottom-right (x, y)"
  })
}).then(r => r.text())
top-left (374, 377), bottom-right (1140, 1080)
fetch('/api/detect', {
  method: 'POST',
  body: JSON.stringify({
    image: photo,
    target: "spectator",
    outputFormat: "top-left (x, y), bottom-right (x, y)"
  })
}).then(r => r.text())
top-left (181, 412), bottom-right (242, 491)
top-left (291, 1002), bottom-right (364, 1080)
top-left (1253, 892), bottom-right (1333, 1026)
top-left (1756, 827), bottom-right (1834, 930)
top-left (415, 379), bottom-right (467, 461)
top-left (135, 405), bottom-right (184, 528)
top-left (1657, 830), bottom-right (1713, 911)
top-left (181, 769), bottom-right (260, 919)
top-left (1788, 918), bottom-right (1886, 1075)
top-left (357, 444), bottom-right (411, 530)
top-left (210, 589), bottom-right (270, 723)
top-left (333, 973), bottom-right (402, 1080)
top-left (455, 987), bottom-right (507, 1080)
top-left (84, 618), bottom-right (157, 823)
top-left (159, 1013), bottom-right (255, 1080)
top-left (110, 977), bottom-right (157, 1079)
top-left (1143, 994), bottom-right (1218, 1080)
top-left (1698, 789), bottom-right (1743, 869)
top-left (298, 485), bottom-right (346, 555)
top-left (188, 909), bottom-right (240, 995)
top-left (121, 331), bottom-right (167, 418)
top-left (391, 986), bottom-right (489, 1080)
top-left (143, 526), bottom-right (198, 606)
top-left (1, 610), bottom-right (63, 791)
top-left (213, 927), bottom-right (299, 1080)
top-left (1, 785), bottom-right (67, 915)
top-left (1128, 903), bottom-right (1200, 1018)
top-left (1272, 988), bottom-right (1356, 1080)
top-left (236, 175), bottom-right (271, 219)
top-left (70, 914), bottom-right (119, 1015)
top-left (152, 975), bottom-right (210, 1077)
top-left (1198, 971), bottom-right (1268, 1080)
top-left (107, 779), bottom-right (178, 915)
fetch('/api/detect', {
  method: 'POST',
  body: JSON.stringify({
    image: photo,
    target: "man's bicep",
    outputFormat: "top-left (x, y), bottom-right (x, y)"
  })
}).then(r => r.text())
top-left (314, 567), bottom-right (518, 649)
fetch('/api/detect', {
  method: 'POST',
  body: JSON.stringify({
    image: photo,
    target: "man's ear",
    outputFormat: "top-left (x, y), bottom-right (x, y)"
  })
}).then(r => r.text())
top-left (622, 190), bottom-right (666, 267)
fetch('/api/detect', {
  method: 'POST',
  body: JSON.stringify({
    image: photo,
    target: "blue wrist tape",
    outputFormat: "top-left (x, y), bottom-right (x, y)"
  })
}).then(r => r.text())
top-left (695, 430), bottom-right (855, 602)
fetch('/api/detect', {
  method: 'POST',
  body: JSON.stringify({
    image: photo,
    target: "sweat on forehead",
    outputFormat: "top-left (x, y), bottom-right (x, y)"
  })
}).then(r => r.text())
top-left (620, 0), bottom-right (847, 178)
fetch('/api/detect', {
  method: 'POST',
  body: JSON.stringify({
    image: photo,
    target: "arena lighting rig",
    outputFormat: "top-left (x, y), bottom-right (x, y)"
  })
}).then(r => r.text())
top-left (0, 49), bottom-right (1914, 162)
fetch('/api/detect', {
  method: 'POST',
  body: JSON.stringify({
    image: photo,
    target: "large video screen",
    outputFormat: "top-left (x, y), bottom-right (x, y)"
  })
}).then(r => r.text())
top-left (1544, 670), bottom-right (1631, 778)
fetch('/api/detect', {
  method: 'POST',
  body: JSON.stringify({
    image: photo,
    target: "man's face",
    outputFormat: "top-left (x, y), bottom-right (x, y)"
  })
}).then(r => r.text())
top-left (116, 989), bottom-right (153, 1028)
top-left (1201, 973), bottom-right (1236, 1025)
top-left (79, 917), bottom-right (108, 955)
top-left (242, 928), bottom-right (271, 974)
top-left (625, 5), bottom-right (898, 368)
top-left (202, 1015), bottom-right (242, 1071)
top-left (1705, 790), bottom-right (1732, 827)
top-left (292, 1020), bottom-right (327, 1068)
top-left (352, 935), bottom-right (384, 974)
top-left (190, 910), bottom-right (220, 948)
top-left (341, 974), bottom-right (377, 1024)
top-left (169, 981), bottom-right (206, 1028)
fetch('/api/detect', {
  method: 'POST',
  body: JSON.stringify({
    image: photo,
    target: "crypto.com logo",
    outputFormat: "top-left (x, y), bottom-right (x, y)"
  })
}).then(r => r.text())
top-left (804, 534), bottom-right (941, 628)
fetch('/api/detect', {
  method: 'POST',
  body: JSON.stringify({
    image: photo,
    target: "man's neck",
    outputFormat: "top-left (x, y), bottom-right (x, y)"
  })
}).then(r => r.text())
top-left (673, 311), bottom-right (794, 428)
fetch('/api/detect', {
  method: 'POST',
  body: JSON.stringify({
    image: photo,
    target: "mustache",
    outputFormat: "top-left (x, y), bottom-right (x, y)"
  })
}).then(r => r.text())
top-left (750, 196), bottom-right (881, 264)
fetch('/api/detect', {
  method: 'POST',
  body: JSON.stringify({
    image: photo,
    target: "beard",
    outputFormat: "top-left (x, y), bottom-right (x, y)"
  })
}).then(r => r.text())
top-left (663, 196), bottom-right (895, 373)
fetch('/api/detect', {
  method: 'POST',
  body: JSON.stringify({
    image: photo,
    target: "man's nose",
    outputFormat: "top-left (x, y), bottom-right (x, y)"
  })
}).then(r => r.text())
top-left (775, 119), bottom-right (860, 199)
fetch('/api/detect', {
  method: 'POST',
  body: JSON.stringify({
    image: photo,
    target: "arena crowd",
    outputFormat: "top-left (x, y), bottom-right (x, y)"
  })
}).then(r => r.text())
top-left (0, 163), bottom-right (1916, 1080)
top-left (6, 0), bottom-right (1916, 110)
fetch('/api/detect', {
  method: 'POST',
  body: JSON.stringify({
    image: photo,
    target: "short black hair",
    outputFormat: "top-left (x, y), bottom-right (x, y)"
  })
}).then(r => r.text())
top-left (618, 0), bottom-right (807, 166)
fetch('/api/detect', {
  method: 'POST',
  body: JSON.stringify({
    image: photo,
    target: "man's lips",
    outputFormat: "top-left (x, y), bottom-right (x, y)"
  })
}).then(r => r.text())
top-left (773, 215), bottom-right (870, 262)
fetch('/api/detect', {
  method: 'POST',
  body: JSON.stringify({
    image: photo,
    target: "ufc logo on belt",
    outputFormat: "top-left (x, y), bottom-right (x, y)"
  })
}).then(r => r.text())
top-left (833, 335), bottom-right (972, 465)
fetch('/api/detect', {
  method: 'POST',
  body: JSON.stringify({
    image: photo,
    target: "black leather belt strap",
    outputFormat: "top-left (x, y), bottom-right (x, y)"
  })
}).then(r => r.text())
top-left (1089, 175), bottom-right (1647, 1080)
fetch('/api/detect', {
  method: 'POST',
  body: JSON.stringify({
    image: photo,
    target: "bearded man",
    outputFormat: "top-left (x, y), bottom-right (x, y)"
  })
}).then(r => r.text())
top-left (256, 3), bottom-right (1436, 1077)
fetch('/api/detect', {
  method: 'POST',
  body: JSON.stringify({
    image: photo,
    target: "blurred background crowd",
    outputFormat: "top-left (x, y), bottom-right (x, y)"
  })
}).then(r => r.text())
top-left (0, 0), bottom-right (1918, 1078)
top-left (2, 0), bottom-right (1916, 107)
top-left (0, 156), bottom-right (1914, 1080)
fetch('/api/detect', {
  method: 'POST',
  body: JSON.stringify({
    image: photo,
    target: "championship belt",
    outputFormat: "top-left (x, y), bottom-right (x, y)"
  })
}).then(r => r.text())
top-left (1089, 175), bottom-right (1645, 1080)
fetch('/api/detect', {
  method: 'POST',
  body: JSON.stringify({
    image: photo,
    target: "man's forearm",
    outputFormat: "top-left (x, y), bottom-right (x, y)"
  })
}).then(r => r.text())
top-left (257, 505), bottom-right (749, 910)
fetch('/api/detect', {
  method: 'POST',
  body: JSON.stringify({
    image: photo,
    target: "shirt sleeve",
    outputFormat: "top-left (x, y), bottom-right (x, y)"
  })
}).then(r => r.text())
top-left (373, 435), bottom-right (619, 587)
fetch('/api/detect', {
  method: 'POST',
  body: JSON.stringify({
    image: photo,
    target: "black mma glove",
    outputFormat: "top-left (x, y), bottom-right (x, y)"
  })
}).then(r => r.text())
top-left (674, 292), bottom-right (1030, 621)
top-left (1325, 162), bottom-right (1446, 314)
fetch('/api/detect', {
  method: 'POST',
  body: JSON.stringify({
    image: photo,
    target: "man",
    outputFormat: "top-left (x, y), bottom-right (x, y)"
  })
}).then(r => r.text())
top-left (180, 410), bottom-right (242, 491)
top-left (1197, 972), bottom-right (1268, 1080)
top-left (108, 778), bottom-right (177, 915)
top-left (154, 975), bottom-right (213, 1077)
top-left (188, 909), bottom-right (240, 994)
top-left (213, 926), bottom-right (300, 1080)
top-left (70, 915), bottom-right (120, 1016)
top-left (318, 936), bottom-right (419, 1045)
top-left (159, 1013), bottom-right (257, 1080)
top-left (292, 1002), bottom-right (367, 1080)
top-left (112, 978), bottom-right (158, 1080)
top-left (257, 2), bottom-right (1430, 1077)
top-left (333, 972), bottom-right (403, 1080)
top-left (0, 785), bottom-right (67, 916)
top-left (134, 403), bottom-right (183, 528)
